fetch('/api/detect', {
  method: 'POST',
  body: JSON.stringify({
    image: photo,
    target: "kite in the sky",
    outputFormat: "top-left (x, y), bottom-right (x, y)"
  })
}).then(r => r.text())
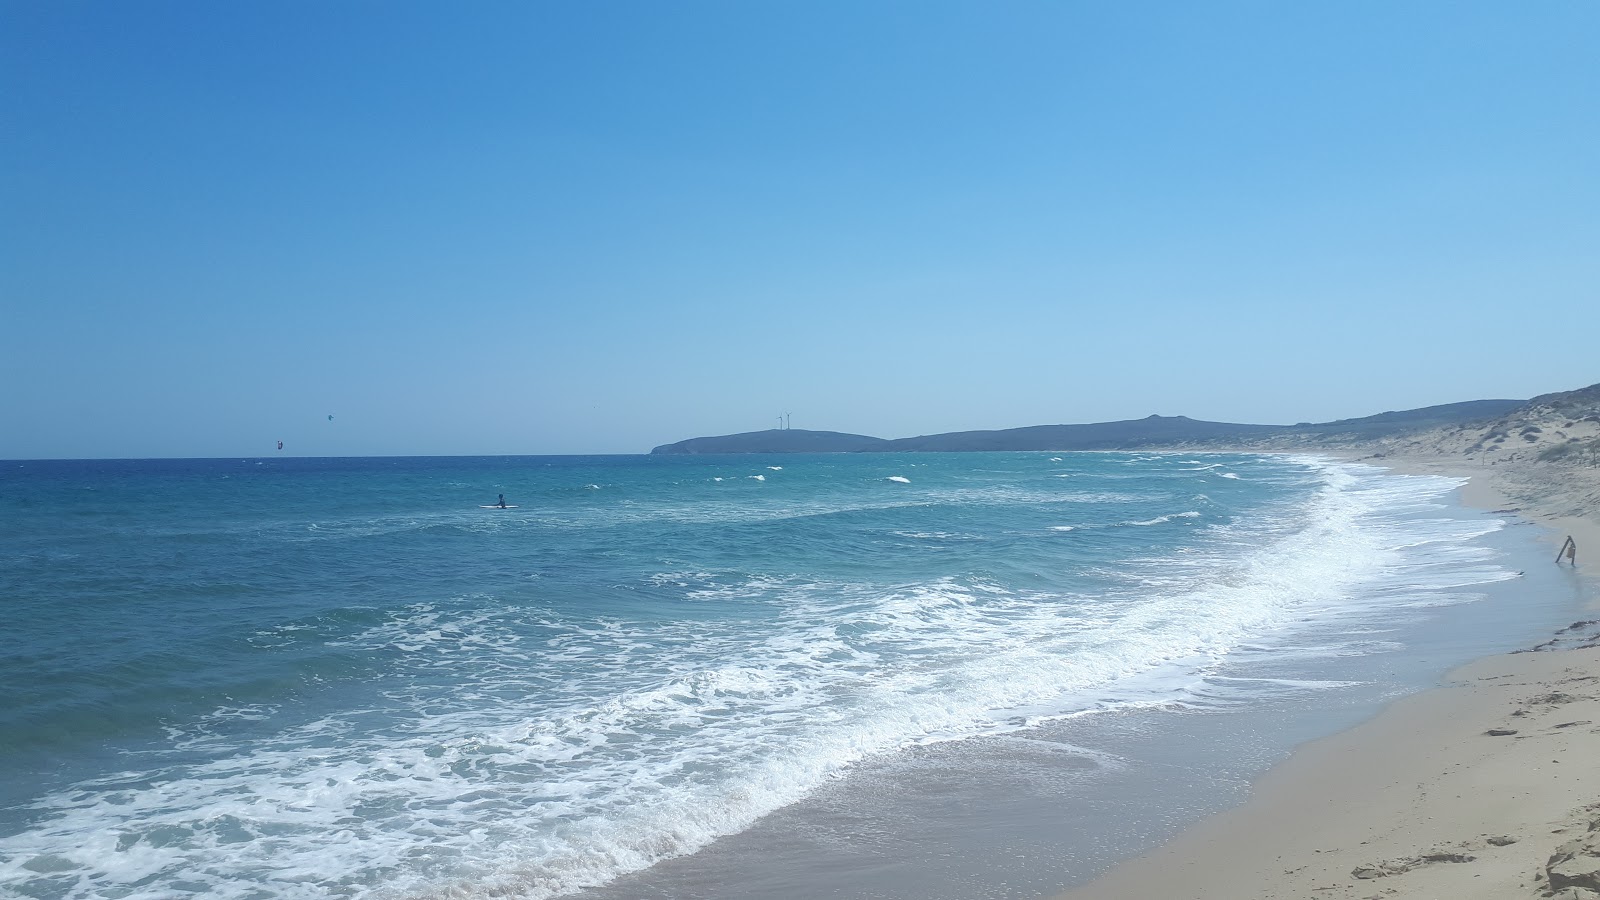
top-left (328, 414), bottom-right (334, 422)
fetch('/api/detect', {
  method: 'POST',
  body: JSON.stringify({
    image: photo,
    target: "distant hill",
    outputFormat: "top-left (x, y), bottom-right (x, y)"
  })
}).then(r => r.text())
top-left (1281, 399), bottom-right (1524, 439)
top-left (876, 415), bottom-right (1285, 452)
top-left (1523, 382), bottom-right (1600, 419)
top-left (650, 396), bottom-right (1534, 454)
top-left (650, 429), bottom-right (889, 455)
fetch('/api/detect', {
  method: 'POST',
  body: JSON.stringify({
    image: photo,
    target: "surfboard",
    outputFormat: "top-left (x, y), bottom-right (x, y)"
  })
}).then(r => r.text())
top-left (479, 505), bottom-right (519, 509)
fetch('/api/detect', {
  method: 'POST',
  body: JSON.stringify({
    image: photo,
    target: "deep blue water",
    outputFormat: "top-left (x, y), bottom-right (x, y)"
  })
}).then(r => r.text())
top-left (0, 452), bottom-right (1545, 898)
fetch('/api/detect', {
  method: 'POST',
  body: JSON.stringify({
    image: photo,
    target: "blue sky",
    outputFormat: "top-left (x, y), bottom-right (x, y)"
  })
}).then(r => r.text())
top-left (3, 3), bottom-right (1596, 458)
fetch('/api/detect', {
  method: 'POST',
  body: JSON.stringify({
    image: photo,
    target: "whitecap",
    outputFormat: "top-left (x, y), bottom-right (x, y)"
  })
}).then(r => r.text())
top-left (767, 466), bottom-right (783, 471)
top-left (886, 476), bottom-right (911, 484)
top-left (1125, 511), bottom-right (1201, 526)
top-left (749, 475), bottom-right (765, 482)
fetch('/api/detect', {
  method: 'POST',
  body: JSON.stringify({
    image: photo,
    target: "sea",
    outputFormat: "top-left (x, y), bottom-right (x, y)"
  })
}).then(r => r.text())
top-left (0, 452), bottom-right (1585, 900)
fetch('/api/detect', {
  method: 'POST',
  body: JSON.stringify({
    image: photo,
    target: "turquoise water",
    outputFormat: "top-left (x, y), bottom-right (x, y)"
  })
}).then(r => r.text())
top-left (0, 453), bottom-right (1536, 898)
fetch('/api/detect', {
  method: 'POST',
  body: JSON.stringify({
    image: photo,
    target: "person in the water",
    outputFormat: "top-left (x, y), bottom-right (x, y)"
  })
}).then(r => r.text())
top-left (497, 494), bottom-right (507, 509)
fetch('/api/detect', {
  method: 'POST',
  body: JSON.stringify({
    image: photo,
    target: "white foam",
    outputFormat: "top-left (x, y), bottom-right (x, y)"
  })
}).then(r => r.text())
top-left (886, 476), bottom-right (910, 484)
top-left (767, 466), bottom-right (782, 471)
top-left (748, 475), bottom-right (765, 482)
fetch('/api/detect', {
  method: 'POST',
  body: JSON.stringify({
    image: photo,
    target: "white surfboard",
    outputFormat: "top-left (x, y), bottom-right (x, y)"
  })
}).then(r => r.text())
top-left (479, 505), bottom-right (519, 509)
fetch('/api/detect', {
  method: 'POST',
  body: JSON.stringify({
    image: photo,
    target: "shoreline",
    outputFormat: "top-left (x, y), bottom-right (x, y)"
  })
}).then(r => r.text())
top-left (1056, 452), bottom-right (1600, 900)
top-left (572, 451), bottom-right (1582, 900)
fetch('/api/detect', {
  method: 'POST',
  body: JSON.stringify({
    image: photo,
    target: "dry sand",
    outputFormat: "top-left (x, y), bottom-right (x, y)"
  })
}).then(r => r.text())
top-left (1057, 441), bottom-right (1600, 900)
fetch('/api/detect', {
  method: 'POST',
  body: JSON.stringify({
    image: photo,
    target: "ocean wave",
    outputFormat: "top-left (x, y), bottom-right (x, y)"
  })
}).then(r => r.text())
top-left (0, 456), bottom-right (1522, 900)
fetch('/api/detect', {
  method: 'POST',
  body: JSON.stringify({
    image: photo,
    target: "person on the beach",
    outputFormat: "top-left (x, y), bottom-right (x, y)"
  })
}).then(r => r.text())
top-left (497, 494), bottom-right (507, 509)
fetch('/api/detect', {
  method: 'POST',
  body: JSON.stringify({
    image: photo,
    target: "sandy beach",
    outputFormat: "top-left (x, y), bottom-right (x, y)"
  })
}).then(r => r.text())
top-left (1059, 437), bottom-right (1600, 899)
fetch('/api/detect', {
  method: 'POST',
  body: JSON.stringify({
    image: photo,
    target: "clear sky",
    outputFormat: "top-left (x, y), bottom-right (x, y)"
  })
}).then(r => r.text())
top-left (3, 2), bottom-right (1596, 458)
